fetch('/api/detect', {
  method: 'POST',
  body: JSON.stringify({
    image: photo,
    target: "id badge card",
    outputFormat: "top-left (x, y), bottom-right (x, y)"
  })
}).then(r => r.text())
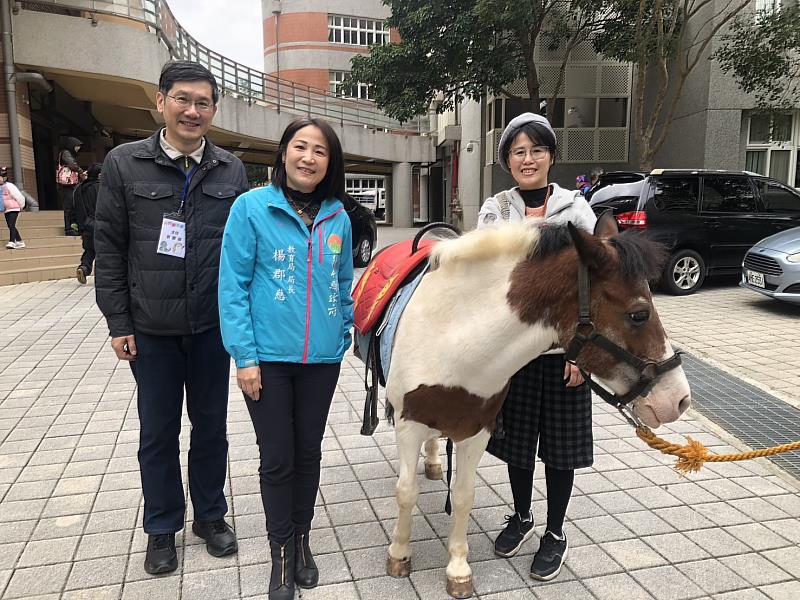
top-left (157, 214), bottom-right (186, 259)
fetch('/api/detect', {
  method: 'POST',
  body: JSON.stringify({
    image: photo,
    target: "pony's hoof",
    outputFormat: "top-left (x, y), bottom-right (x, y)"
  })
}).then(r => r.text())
top-left (446, 576), bottom-right (474, 598)
top-left (425, 463), bottom-right (443, 480)
top-left (386, 555), bottom-right (411, 578)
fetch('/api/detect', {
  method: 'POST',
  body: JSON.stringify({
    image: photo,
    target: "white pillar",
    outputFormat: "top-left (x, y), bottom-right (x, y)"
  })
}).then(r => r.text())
top-left (391, 161), bottom-right (413, 228)
top-left (459, 99), bottom-right (484, 230)
top-left (419, 169), bottom-right (429, 222)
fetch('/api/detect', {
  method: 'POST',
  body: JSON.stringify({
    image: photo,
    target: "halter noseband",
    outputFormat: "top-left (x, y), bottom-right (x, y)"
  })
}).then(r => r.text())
top-left (563, 263), bottom-right (683, 427)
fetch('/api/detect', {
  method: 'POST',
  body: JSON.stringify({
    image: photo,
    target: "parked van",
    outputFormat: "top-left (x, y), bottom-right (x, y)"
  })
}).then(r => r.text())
top-left (588, 169), bottom-right (800, 295)
top-left (350, 189), bottom-right (386, 220)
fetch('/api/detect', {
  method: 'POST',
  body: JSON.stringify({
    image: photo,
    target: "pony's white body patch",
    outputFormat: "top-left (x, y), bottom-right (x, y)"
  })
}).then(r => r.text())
top-left (387, 258), bottom-right (557, 405)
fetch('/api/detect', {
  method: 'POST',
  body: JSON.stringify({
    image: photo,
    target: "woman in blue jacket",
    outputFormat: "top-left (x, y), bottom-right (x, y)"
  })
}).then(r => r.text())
top-left (219, 117), bottom-right (353, 600)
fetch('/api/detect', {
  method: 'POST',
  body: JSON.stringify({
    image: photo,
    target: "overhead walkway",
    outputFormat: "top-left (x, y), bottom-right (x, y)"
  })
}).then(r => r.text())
top-left (13, 0), bottom-right (434, 204)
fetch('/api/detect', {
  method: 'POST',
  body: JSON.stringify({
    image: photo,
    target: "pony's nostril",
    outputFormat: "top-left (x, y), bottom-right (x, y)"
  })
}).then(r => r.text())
top-left (678, 395), bottom-right (691, 414)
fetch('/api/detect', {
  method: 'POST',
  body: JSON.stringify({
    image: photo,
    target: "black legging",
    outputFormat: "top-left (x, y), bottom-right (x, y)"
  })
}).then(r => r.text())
top-left (509, 464), bottom-right (574, 537)
top-left (5, 211), bottom-right (22, 243)
top-left (58, 185), bottom-right (76, 232)
top-left (246, 361), bottom-right (341, 544)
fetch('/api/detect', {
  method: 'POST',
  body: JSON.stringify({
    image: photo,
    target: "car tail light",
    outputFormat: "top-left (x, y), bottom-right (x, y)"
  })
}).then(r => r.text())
top-left (616, 210), bottom-right (647, 230)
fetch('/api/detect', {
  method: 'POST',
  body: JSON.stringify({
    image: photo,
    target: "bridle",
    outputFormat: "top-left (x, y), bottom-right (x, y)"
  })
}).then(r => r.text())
top-left (563, 262), bottom-right (683, 427)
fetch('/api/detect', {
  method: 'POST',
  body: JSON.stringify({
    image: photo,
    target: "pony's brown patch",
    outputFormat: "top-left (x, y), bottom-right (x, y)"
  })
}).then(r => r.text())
top-left (401, 383), bottom-right (510, 442)
top-left (507, 227), bottom-right (669, 381)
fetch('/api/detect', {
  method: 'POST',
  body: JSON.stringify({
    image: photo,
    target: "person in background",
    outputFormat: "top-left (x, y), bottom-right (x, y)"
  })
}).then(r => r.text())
top-left (588, 166), bottom-right (605, 196)
top-left (1, 166), bottom-right (26, 249)
top-left (73, 163), bottom-right (102, 284)
top-left (575, 175), bottom-right (591, 195)
top-left (477, 112), bottom-right (596, 582)
top-left (219, 117), bottom-right (354, 600)
top-left (94, 60), bottom-right (249, 576)
top-left (590, 166), bottom-right (604, 187)
top-left (57, 136), bottom-right (84, 236)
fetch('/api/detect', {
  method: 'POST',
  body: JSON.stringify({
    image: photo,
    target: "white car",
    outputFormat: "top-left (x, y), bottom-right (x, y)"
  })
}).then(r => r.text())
top-left (741, 226), bottom-right (800, 304)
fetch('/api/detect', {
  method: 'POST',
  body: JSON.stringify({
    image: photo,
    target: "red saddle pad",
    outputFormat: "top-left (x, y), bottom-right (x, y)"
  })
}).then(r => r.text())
top-left (352, 239), bottom-right (435, 335)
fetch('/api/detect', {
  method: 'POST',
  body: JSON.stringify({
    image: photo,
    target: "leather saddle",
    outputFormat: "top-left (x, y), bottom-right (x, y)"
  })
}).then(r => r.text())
top-left (352, 223), bottom-right (460, 435)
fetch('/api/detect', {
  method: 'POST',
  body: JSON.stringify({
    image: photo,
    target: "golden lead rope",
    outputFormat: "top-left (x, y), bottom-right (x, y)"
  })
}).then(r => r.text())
top-left (634, 426), bottom-right (800, 476)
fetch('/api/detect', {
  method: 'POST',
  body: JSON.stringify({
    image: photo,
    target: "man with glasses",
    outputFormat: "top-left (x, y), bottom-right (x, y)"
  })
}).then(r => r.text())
top-left (95, 60), bottom-right (249, 575)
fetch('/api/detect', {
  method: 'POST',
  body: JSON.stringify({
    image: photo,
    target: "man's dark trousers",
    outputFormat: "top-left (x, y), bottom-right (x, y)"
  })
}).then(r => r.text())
top-left (131, 327), bottom-right (230, 534)
top-left (79, 233), bottom-right (95, 275)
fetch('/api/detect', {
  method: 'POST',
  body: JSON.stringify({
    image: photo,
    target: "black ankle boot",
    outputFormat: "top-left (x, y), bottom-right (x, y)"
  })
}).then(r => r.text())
top-left (268, 537), bottom-right (295, 600)
top-left (294, 530), bottom-right (319, 588)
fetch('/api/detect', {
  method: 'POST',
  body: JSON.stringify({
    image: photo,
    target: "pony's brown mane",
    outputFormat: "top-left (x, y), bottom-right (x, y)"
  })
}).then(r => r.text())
top-left (531, 225), bottom-right (666, 281)
top-left (430, 222), bottom-right (541, 269)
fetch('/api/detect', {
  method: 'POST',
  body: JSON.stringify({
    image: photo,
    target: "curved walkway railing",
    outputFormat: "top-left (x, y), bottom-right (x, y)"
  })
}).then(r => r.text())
top-left (19, 0), bottom-right (429, 134)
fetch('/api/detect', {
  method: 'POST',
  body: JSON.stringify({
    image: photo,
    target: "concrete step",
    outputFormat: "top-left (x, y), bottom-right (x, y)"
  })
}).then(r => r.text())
top-left (18, 226), bottom-right (75, 239)
top-left (0, 264), bottom-right (80, 286)
top-left (1, 211), bottom-right (86, 285)
top-left (0, 252), bottom-right (83, 271)
top-left (4, 237), bottom-right (83, 257)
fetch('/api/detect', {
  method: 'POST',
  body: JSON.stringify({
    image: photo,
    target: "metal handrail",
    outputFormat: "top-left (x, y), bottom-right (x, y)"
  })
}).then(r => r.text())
top-left (19, 0), bottom-right (429, 134)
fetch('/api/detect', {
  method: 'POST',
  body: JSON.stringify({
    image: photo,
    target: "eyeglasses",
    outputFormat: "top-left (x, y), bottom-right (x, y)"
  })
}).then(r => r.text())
top-left (166, 94), bottom-right (215, 112)
top-left (510, 146), bottom-right (549, 161)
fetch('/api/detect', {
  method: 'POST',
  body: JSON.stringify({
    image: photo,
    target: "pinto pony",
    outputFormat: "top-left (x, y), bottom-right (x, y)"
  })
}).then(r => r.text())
top-left (383, 213), bottom-right (692, 597)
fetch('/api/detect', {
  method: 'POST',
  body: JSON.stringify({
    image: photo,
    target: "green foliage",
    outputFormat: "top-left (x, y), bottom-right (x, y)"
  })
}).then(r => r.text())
top-left (715, 6), bottom-right (800, 110)
top-left (350, 0), bottom-right (553, 122)
top-left (592, 0), bottom-right (682, 64)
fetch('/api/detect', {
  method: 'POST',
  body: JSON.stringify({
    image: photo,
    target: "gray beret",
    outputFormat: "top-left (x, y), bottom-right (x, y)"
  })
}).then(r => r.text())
top-left (497, 112), bottom-right (556, 172)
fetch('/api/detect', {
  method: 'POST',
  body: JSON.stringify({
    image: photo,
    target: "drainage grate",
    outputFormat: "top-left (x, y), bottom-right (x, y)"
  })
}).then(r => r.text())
top-left (680, 352), bottom-right (800, 479)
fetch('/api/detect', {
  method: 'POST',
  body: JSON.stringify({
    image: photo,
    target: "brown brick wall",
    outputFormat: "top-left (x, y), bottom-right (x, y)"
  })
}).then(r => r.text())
top-left (264, 13), bottom-right (329, 50)
top-left (0, 76), bottom-right (38, 196)
top-left (276, 69), bottom-right (330, 92)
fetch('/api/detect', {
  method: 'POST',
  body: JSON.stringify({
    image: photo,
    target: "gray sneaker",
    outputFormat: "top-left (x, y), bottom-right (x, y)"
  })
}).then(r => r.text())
top-left (494, 512), bottom-right (534, 557)
top-left (530, 530), bottom-right (568, 581)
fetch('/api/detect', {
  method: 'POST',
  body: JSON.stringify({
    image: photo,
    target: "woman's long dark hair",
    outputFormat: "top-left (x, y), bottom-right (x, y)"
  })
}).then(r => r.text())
top-left (272, 118), bottom-right (346, 200)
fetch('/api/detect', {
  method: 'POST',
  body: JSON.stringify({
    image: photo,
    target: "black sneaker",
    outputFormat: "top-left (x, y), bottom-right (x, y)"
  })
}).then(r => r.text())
top-left (530, 530), bottom-right (568, 581)
top-left (76, 266), bottom-right (87, 285)
top-left (144, 533), bottom-right (178, 575)
top-left (494, 512), bottom-right (534, 557)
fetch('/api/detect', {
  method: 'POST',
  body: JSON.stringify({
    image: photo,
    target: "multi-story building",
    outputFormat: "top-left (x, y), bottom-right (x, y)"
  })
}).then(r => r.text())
top-left (262, 1), bottom-right (800, 228)
top-left (263, 1), bottom-right (399, 210)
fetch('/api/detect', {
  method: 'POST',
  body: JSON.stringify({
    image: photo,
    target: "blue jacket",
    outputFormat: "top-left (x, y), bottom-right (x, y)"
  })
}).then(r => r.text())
top-left (219, 184), bottom-right (354, 367)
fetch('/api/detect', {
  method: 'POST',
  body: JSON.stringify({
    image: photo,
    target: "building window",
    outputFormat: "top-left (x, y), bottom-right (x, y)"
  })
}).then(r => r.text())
top-left (746, 111), bottom-right (798, 186)
top-left (328, 15), bottom-right (388, 46)
top-left (346, 176), bottom-right (384, 194)
top-left (330, 71), bottom-right (373, 100)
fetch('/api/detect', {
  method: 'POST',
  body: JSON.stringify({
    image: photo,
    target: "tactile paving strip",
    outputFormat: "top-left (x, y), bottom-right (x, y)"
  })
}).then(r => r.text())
top-left (681, 352), bottom-right (800, 479)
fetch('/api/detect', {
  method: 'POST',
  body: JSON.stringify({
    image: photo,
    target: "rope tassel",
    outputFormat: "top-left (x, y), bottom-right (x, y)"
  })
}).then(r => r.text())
top-left (635, 426), bottom-right (800, 476)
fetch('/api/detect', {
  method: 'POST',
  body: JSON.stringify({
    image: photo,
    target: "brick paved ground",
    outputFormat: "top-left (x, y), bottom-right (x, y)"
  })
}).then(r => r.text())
top-left (654, 279), bottom-right (800, 409)
top-left (1, 230), bottom-right (799, 599)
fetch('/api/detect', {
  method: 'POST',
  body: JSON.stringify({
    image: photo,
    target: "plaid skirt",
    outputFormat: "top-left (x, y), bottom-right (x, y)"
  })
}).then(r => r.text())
top-left (486, 353), bottom-right (593, 470)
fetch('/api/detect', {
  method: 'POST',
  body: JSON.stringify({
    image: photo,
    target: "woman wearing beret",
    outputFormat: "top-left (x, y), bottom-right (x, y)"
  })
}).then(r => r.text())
top-left (477, 113), bottom-right (597, 581)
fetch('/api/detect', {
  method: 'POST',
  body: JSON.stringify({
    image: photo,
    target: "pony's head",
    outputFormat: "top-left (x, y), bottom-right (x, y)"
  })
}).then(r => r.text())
top-left (509, 212), bottom-right (691, 427)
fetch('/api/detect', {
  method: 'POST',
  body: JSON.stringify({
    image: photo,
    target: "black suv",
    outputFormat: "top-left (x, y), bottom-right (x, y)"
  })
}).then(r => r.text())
top-left (588, 170), bottom-right (800, 294)
top-left (343, 193), bottom-right (378, 267)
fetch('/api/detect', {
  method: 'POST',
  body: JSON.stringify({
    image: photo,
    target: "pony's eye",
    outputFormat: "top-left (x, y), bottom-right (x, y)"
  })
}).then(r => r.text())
top-left (629, 310), bottom-right (650, 324)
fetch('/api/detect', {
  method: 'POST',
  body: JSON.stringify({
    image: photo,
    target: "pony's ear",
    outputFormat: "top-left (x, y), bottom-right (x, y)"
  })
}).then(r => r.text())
top-left (593, 209), bottom-right (619, 238)
top-left (568, 221), bottom-right (611, 271)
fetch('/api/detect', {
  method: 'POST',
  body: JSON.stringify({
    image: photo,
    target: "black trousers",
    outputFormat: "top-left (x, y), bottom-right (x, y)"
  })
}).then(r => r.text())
top-left (58, 185), bottom-right (76, 232)
top-left (246, 362), bottom-right (340, 544)
top-left (5, 211), bottom-right (22, 242)
top-left (79, 232), bottom-right (95, 274)
top-left (130, 327), bottom-right (231, 534)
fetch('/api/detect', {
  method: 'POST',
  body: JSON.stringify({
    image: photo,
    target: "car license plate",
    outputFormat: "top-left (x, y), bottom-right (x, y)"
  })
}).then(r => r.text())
top-left (746, 270), bottom-right (765, 288)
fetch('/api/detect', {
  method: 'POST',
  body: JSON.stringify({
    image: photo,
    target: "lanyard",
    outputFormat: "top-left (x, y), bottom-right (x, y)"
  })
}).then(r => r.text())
top-left (176, 165), bottom-right (198, 217)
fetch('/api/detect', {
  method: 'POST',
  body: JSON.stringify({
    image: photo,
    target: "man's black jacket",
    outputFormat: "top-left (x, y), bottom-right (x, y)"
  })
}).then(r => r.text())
top-left (95, 131), bottom-right (249, 337)
top-left (73, 179), bottom-right (99, 234)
